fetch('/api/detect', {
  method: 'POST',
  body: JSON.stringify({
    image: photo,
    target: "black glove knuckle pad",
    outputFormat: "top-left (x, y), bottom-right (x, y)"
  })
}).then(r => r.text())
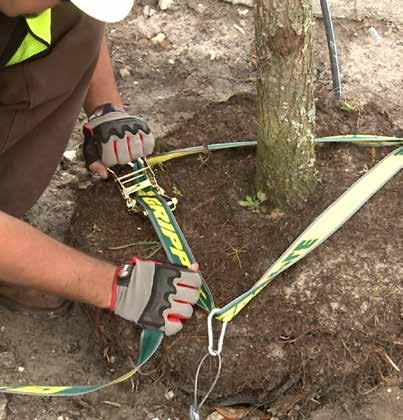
top-left (96, 118), bottom-right (150, 143)
top-left (138, 265), bottom-right (180, 330)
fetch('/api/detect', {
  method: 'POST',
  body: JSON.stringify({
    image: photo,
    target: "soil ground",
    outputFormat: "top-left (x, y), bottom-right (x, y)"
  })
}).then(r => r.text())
top-left (1, 1), bottom-right (402, 419)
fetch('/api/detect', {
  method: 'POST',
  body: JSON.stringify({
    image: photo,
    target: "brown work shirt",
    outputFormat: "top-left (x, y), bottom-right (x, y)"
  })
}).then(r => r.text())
top-left (0, 4), bottom-right (104, 217)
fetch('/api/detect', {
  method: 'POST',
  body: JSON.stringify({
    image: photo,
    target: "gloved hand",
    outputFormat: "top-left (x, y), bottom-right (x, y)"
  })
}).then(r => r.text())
top-left (83, 103), bottom-right (155, 178)
top-left (110, 258), bottom-right (201, 336)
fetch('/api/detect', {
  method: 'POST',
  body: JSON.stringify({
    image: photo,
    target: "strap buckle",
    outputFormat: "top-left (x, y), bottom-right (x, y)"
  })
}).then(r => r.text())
top-left (108, 159), bottom-right (177, 212)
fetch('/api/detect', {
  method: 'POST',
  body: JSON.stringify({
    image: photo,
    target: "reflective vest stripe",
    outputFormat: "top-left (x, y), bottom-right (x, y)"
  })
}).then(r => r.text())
top-left (6, 9), bottom-right (52, 67)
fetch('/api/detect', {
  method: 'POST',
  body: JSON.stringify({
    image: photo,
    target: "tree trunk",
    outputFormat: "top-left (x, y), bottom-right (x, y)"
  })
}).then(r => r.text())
top-left (256, 0), bottom-right (316, 209)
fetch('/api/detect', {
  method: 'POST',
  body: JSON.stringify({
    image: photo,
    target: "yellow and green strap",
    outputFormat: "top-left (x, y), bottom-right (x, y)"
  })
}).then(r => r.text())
top-left (133, 160), bottom-right (215, 312)
top-left (0, 136), bottom-right (401, 396)
top-left (215, 146), bottom-right (403, 321)
top-left (147, 135), bottom-right (403, 167)
top-left (0, 327), bottom-right (163, 396)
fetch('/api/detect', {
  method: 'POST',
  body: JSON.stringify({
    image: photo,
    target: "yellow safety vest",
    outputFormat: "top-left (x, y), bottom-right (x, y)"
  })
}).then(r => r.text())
top-left (6, 9), bottom-right (52, 67)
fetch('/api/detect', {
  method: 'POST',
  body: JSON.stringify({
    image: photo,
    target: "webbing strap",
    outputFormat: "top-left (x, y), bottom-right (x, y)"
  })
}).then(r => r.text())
top-left (147, 135), bottom-right (403, 167)
top-left (215, 146), bottom-right (403, 321)
top-left (0, 329), bottom-right (162, 396)
top-left (0, 138), bottom-right (400, 397)
top-left (135, 193), bottom-right (215, 312)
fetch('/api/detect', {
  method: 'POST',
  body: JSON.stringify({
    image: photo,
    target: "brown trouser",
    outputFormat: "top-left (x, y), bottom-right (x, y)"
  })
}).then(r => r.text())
top-left (0, 4), bottom-right (104, 217)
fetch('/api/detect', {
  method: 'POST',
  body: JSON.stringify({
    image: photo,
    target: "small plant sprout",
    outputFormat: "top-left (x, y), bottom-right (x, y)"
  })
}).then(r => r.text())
top-left (226, 243), bottom-right (246, 268)
top-left (239, 191), bottom-right (268, 212)
top-left (341, 101), bottom-right (359, 113)
top-left (197, 152), bottom-right (209, 166)
top-left (172, 185), bottom-right (183, 197)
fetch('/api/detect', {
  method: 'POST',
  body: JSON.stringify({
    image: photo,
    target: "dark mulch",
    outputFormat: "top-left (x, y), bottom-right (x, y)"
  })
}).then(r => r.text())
top-left (66, 93), bottom-right (402, 418)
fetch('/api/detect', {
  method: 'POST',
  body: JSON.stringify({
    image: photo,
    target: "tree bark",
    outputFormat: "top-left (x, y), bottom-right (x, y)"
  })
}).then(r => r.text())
top-left (256, 0), bottom-right (316, 209)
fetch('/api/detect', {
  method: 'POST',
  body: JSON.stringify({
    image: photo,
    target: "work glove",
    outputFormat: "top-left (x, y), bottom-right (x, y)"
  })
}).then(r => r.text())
top-left (110, 258), bottom-right (201, 336)
top-left (83, 103), bottom-right (155, 178)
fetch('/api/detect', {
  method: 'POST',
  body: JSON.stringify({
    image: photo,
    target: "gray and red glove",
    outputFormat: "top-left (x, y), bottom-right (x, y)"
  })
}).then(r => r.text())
top-left (83, 103), bottom-right (155, 169)
top-left (110, 258), bottom-right (201, 336)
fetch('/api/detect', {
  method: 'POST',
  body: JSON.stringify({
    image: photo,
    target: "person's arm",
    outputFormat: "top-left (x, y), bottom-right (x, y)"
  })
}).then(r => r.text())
top-left (0, 211), bottom-right (201, 335)
top-left (83, 36), bottom-right (124, 115)
top-left (83, 36), bottom-right (124, 178)
top-left (0, 0), bottom-right (60, 16)
top-left (82, 36), bottom-right (155, 178)
top-left (0, 210), bottom-right (114, 308)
